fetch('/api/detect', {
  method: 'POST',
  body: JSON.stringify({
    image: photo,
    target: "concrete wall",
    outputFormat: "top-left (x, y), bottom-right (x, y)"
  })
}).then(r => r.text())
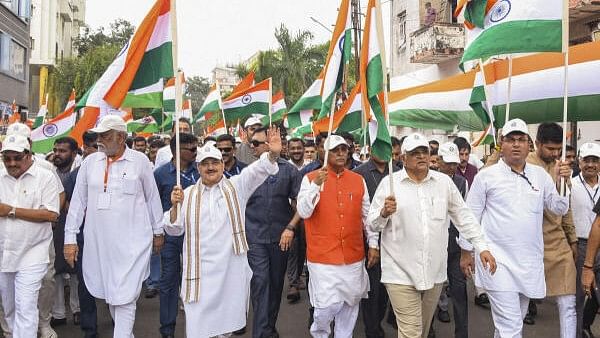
top-left (0, 4), bottom-right (30, 109)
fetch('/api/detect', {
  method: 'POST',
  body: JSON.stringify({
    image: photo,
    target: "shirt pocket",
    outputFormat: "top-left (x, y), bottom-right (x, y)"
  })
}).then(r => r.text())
top-left (18, 190), bottom-right (38, 209)
top-left (122, 178), bottom-right (138, 195)
top-left (431, 197), bottom-right (448, 221)
top-left (524, 190), bottom-right (543, 214)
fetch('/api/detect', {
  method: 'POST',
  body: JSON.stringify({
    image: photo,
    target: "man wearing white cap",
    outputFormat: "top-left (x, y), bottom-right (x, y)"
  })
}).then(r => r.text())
top-left (368, 133), bottom-right (495, 338)
top-left (1, 122), bottom-right (64, 338)
top-left (167, 125), bottom-right (281, 337)
top-left (297, 134), bottom-right (379, 337)
top-left (63, 115), bottom-right (164, 338)
top-left (460, 119), bottom-right (570, 338)
top-left (0, 135), bottom-right (60, 337)
top-left (236, 116), bottom-right (263, 165)
top-left (571, 142), bottom-right (600, 337)
top-left (435, 142), bottom-right (470, 338)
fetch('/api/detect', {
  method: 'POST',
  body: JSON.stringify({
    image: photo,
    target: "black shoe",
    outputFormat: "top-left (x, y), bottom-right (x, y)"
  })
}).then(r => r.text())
top-left (523, 314), bottom-right (535, 325)
top-left (145, 288), bottom-right (158, 298)
top-left (583, 327), bottom-right (595, 338)
top-left (287, 286), bottom-right (300, 303)
top-left (233, 326), bottom-right (246, 335)
top-left (50, 317), bottom-right (67, 327)
top-left (528, 300), bottom-right (538, 317)
top-left (474, 294), bottom-right (490, 309)
top-left (437, 309), bottom-right (451, 323)
top-left (162, 335), bottom-right (175, 338)
top-left (73, 312), bottom-right (80, 325)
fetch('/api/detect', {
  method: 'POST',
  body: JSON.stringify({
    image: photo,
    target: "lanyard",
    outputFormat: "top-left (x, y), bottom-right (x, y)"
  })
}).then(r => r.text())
top-left (103, 155), bottom-right (123, 192)
top-left (579, 174), bottom-right (599, 206)
top-left (180, 170), bottom-right (197, 184)
top-left (511, 166), bottom-right (539, 192)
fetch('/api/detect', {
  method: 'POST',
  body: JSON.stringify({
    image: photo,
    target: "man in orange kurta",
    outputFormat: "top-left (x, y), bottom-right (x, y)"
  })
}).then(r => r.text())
top-left (297, 135), bottom-right (379, 338)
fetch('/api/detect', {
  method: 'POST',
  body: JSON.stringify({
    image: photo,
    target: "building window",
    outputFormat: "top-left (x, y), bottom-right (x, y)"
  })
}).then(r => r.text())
top-left (0, 0), bottom-right (31, 20)
top-left (0, 32), bottom-right (26, 80)
top-left (396, 11), bottom-right (407, 51)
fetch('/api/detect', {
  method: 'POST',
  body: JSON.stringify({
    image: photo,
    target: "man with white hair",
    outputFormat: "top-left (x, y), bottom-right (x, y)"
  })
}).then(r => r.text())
top-left (460, 119), bottom-right (570, 338)
top-left (368, 133), bottom-right (495, 338)
top-left (0, 135), bottom-right (60, 337)
top-left (167, 126), bottom-right (282, 337)
top-left (64, 115), bottom-right (164, 338)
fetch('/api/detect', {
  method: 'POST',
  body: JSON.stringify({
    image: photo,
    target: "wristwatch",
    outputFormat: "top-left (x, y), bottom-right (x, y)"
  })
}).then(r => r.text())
top-left (285, 224), bottom-right (296, 232)
top-left (8, 206), bottom-right (16, 219)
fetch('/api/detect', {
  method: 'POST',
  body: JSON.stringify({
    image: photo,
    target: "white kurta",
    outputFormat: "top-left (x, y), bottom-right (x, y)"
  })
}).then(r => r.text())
top-left (64, 148), bottom-right (163, 305)
top-left (466, 160), bottom-right (569, 298)
top-left (164, 152), bottom-right (278, 337)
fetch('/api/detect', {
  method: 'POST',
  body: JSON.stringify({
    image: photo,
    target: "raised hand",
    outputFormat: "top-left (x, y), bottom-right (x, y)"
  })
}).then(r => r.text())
top-left (266, 125), bottom-right (282, 159)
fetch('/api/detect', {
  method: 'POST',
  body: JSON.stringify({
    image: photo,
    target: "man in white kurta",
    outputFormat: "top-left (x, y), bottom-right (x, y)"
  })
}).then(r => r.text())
top-left (166, 126), bottom-right (282, 337)
top-left (64, 116), bottom-right (164, 338)
top-left (461, 119), bottom-right (570, 338)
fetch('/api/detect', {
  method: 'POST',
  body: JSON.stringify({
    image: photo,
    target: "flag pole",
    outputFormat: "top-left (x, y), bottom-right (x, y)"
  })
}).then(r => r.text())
top-left (560, 0), bottom-right (569, 196)
top-left (478, 59), bottom-right (498, 148)
top-left (321, 94), bottom-right (337, 191)
top-left (170, 0), bottom-right (182, 221)
top-left (215, 80), bottom-right (228, 134)
top-left (268, 78), bottom-right (273, 126)
top-left (505, 54), bottom-right (513, 124)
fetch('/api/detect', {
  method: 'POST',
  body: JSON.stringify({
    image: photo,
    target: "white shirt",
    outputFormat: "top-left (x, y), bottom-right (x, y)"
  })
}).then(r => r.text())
top-left (368, 169), bottom-right (488, 290)
top-left (154, 145), bottom-right (172, 169)
top-left (0, 163), bottom-right (60, 272)
top-left (64, 148), bottom-right (163, 305)
top-left (164, 152), bottom-right (278, 337)
top-left (288, 159), bottom-right (306, 171)
top-left (466, 159), bottom-right (569, 298)
top-left (571, 174), bottom-right (600, 239)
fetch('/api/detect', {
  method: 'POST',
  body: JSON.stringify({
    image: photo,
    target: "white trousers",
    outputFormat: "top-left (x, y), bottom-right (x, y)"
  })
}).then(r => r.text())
top-left (0, 263), bottom-right (48, 338)
top-left (487, 291), bottom-right (529, 338)
top-left (555, 294), bottom-right (576, 338)
top-left (108, 301), bottom-right (137, 338)
top-left (51, 273), bottom-right (80, 319)
top-left (310, 301), bottom-right (359, 338)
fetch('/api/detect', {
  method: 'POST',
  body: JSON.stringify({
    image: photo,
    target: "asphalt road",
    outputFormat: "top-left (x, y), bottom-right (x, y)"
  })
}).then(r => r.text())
top-left (47, 279), bottom-right (598, 337)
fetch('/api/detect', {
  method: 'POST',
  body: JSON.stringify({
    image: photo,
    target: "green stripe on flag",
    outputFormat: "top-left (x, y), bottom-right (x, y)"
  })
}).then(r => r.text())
top-left (223, 102), bottom-right (269, 122)
top-left (389, 109), bottom-right (486, 131)
top-left (289, 96), bottom-right (321, 113)
top-left (130, 43), bottom-right (174, 90)
top-left (337, 110), bottom-right (361, 133)
top-left (461, 20), bottom-right (562, 65)
top-left (32, 131), bottom-right (72, 154)
top-left (122, 91), bottom-right (163, 108)
top-left (464, 0), bottom-right (487, 28)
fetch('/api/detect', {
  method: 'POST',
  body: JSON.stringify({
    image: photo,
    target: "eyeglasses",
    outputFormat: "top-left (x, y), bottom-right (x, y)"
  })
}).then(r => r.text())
top-left (218, 147), bottom-right (233, 153)
top-left (251, 140), bottom-right (267, 147)
top-left (180, 147), bottom-right (197, 153)
top-left (503, 136), bottom-right (529, 145)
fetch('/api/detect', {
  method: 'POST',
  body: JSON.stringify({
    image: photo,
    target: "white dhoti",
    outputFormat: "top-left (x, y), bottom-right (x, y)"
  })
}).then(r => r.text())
top-left (108, 301), bottom-right (137, 338)
top-left (486, 291), bottom-right (529, 338)
top-left (307, 260), bottom-right (369, 338)
top-left (0, 263), bottom-right (47, 338)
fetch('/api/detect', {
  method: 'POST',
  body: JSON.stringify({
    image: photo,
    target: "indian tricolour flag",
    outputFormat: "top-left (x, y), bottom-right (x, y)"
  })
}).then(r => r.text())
top-left (318, 0), bottom-right (352, 119)
top-left (287, 71), bottom-right (323, 128)
top-left (286, 109), bottom-right (314, 130)
top-left (127, 116), bottom-right (159, 133)
top-left (359, 0), bottom-right (391, 162)
top-left (313, 83), bottom-right (362, 134)
top-left (31, 103), bottom-right (76, 154)
top-left (476, 40), bottom-right (600, 125)
top-left (457, 0), bottom-right (564, 68)
top-left (195, 83), bottom-right (222, 123)
top-left (262, 91), bottom-right (287, 125)
top-left (222, 78), bottom-right (271, 121)
top-left (469, 63), bottom-right (496, 146)
top-left (33, 94), bottom-right (49, 129)
top-left (71, 0), bottom-right (173, 144)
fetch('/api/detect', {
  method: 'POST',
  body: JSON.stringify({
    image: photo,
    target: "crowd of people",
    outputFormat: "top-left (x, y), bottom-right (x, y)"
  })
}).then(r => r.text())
top-left (0, 114), bottom-right (599, 338)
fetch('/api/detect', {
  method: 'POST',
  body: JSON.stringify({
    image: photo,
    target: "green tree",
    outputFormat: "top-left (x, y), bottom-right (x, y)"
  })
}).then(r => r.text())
top-left (186, 76), bottom-right (210, 113)
top-left (73, 19), bottom-right (135, 55)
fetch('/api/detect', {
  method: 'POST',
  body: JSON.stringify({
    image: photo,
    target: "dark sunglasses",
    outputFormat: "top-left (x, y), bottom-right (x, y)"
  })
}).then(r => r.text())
top-left (218, 147), bottom-right (233, 153)
top-left (251, 140), bottom-right (267, 147)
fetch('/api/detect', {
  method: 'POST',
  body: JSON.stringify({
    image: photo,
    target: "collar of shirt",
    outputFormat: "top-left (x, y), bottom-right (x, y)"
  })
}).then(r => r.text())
top-left (94, 147), bottom-right (136, 164)
top-left (397, 168), bottom-right (436, 184)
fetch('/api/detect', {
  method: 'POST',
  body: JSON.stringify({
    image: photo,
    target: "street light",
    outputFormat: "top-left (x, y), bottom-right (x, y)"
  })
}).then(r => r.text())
top-left (309, 16), bottom-right (333, 33)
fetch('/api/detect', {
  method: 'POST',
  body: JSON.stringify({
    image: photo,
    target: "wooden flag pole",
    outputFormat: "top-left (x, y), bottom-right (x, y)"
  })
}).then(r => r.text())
top-left (215, 80), bottom-right (227, 134)
top-left (560, 0), bottom-right (569, 196)
top-left (170, 0), bottom-right (182, 221)
top-left (505, 55), bottom-right (513, 124)
top-left (268, 78), bottom-right (273, 126)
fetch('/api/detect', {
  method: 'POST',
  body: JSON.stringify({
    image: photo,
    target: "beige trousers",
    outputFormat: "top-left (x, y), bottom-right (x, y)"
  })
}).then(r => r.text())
top-left (385, 283), bottom-right (443, 338)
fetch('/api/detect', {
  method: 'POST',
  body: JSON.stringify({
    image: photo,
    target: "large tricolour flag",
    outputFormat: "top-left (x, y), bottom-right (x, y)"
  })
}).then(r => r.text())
top-left (31, 99), bottom-right (77, 154)
top-left (287, 71), bottom-right (323, 129)
top-left (313, 83), bottom-right (362, 134)
top-left (318, 0), bottom-right (352, 119)
top-left (71, 0), bottom-right (173, 144)
top-left (359, 0), bottom-right (391, 162)
top-left (457, 0), bottom-right (564, 68)
top-left (222, 78), bottom-right (271, 121)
